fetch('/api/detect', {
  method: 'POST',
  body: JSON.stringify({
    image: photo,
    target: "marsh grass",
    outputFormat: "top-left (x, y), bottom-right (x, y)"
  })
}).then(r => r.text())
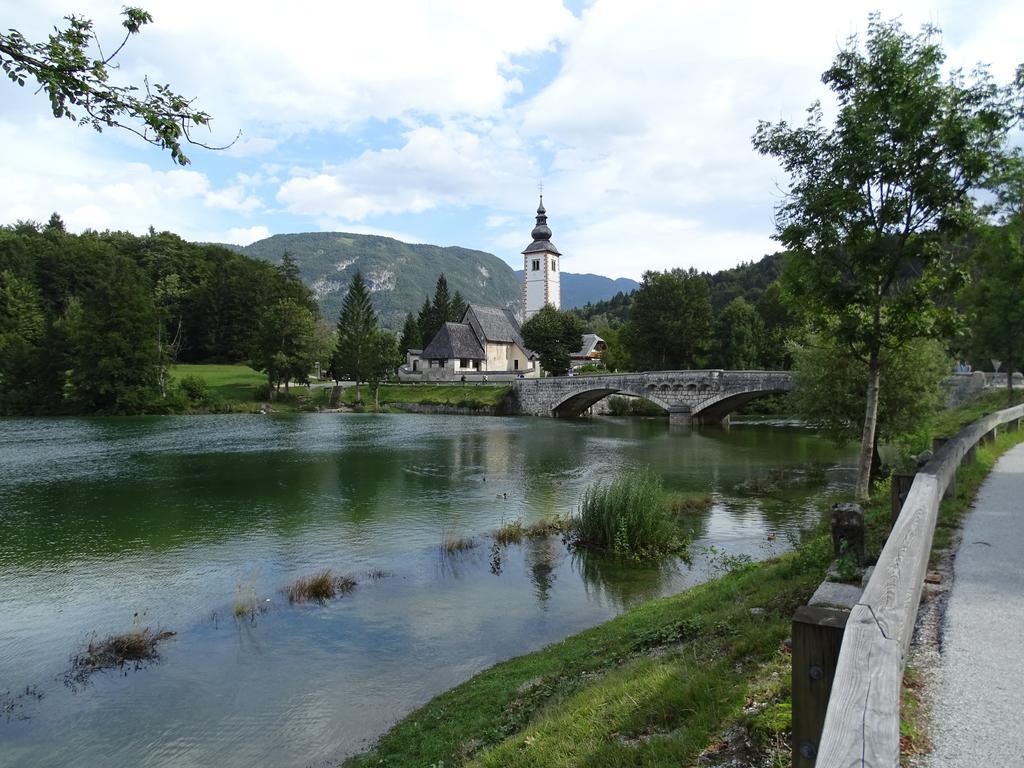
top-left (490, 517), bottom-right (566, 551)
top-left (285, 570), bottom-right (357, 604)
top-left (233, 578), bottom-right (269, 622)
top-left (574, 468), bottom-right (684, 558)
top-left (68, 616), bottom-right (175, 686)
top-left (441, 532), bottom-right (479, 555)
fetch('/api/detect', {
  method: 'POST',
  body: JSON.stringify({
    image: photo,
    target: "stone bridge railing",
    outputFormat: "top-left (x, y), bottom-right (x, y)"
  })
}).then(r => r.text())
top-left (511, 370), bottom-right (795, 426)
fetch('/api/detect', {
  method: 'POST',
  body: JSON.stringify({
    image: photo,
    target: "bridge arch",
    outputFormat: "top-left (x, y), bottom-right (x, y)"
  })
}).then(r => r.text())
top-left (551, 387), bottom-right (671, 418)
top-left (692, 386), bottom-right (792, 423)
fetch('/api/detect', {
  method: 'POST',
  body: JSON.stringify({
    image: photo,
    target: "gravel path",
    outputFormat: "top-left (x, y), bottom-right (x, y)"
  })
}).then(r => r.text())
top-left (924, 441), bottom-right (1024, 767)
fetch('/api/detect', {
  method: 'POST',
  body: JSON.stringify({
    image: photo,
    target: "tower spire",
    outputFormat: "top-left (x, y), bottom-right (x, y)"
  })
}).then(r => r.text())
top-left (522, 195), bottom-right (561, 321)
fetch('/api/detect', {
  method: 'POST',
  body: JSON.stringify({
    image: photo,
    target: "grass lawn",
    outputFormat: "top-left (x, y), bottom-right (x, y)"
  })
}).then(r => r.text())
top-left (170, 364), bottom-right (266, 404)
top-left (168, 364), bottom-right (332, 412)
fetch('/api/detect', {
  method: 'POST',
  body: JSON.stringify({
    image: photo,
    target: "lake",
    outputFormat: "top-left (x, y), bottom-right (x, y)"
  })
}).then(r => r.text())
top-left (0, 413), bottom-right (854, 767)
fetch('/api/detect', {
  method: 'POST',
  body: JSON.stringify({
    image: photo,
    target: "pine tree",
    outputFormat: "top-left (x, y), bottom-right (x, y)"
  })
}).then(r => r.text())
top-left (333, 272), bottom-right (378, 404)
top-left (416, 297), bottom-right (433, 345)
top-left (399, 312), bottom-right (422, 352)
top-left (451, 290), bottom-right (467, 322)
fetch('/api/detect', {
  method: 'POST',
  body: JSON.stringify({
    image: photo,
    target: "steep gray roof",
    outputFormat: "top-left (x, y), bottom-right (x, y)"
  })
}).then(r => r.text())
top-left (421, 322), bottom-right (485, 360)
top-left (574, 333), bottom-right (605, 357)
top-left (464, 304), bottom-right (525, 346)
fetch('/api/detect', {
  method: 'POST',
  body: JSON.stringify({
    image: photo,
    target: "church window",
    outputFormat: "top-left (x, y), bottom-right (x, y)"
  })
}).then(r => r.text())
top-left (461, 359), bottom-right (469, 368)
top-left (532, 259), bottom-right (540, 271)
top-left (551, 259), bottom-right (557, 271)
top-left (514, 359), bottom-right (519, 371)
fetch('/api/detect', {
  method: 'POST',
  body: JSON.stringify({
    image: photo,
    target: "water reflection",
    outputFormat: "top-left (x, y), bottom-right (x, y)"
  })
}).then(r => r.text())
top-left (0, 414), bottom-right (855, 768)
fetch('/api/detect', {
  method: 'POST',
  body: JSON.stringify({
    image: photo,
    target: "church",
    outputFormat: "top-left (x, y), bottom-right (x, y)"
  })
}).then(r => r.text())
top-left (398, 197), bottom-right (561, 382)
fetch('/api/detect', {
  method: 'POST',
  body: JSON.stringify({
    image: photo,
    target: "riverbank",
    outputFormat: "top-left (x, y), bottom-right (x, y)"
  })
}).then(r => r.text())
top-left (167, 365), bottom-right (513, 414)
top-left (341, 391), bottom-right (1024, 768)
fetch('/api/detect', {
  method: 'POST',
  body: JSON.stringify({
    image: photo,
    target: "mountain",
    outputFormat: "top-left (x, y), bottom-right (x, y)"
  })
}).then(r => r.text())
top-left (514, 270), bottom-right (640, 308)
top-left (227, 233), bottom-right (522, 330)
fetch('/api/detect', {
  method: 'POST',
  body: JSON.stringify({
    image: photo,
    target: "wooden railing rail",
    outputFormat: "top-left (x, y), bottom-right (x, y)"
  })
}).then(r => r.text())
top-left (815, 403), bottom-right (1024, 767)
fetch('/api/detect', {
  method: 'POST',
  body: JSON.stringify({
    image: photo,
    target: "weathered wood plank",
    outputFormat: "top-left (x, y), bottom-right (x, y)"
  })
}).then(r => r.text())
top-left (815, 403), bottom-right (1024, 767)
top-left (816, 605), bottom-right (901, 767)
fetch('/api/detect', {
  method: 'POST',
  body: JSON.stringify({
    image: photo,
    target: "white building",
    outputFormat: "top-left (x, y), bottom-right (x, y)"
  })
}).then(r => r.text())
top-left (398, 304), bottom-right (540, 382)
top-left (522, 196), bottom-right (561, 320)
top-left (400, 197), bottom-right (563, 382)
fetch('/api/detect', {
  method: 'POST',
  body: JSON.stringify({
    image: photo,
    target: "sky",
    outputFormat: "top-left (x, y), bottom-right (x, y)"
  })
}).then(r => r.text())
top-left (2, 1), bottom-right (1022, 279)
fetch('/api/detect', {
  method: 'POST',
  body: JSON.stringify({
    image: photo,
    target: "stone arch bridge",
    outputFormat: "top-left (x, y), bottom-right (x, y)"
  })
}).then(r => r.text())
top-left (511, 370), bottom-right (795, 426)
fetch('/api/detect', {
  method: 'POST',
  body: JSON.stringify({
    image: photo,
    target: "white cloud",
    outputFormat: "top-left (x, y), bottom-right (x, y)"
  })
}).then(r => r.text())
top-left (276, 121), bottom-right (539, 219)
top-left (223, 225), bottom-right (271, 245)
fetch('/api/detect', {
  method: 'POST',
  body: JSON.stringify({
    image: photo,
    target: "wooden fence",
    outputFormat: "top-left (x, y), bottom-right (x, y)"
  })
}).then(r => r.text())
top-left (814, 403), bottom-right (1024, 766)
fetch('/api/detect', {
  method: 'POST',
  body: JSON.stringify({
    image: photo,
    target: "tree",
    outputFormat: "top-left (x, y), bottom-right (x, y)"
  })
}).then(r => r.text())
top-left (965, 219), bottom-right (1024, 404)
top-left (418, 274), bottom-right (454, 344)
top-left (65, 254), bottom-right (161, 413)
top-left (399, 312), bottom-right (422, 352)
top-left (366, 330), bottom-right (401, 410)
top-left (627, 268), bottom-right (712, 370)
top-left (522, 305), bottom-right (584, 375)
top-left (333, 272), bottom-right (378, 404)
top-left (752, 15), bottom-right (1020, 500)
top-left (0, 7), bottom-right (231, 165)
top-left (592, 322), bottom-right (630, 372)
top-left (416, 297), bottom-right (433, 345)
top-left (712, 297), bottom-right (762, 369)
top-left (754, 282), bottom-right (796, 370)
top-left (451, 290), bottom-right (467, 322)
top-left (251, 298), bottom-right (317, 394)
top-left (789, 336), bottom-right (949, 478)
top-left (0, 270), bottom-right (45, 414)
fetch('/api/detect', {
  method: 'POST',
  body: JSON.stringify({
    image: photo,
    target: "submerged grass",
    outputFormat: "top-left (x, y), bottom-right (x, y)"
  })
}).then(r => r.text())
top-left (284, 570), bottom-right (357, 604)
top-left (442, 533), bottom-right (479, 554)
top-left (68, 617), bottom-right (176, 687)
top-left (573, 468), bottom-right (685, 558)
top-left (492, 517), bottom-right (565, 546)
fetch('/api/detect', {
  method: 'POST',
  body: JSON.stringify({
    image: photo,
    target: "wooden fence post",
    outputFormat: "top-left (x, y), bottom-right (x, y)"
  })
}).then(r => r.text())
top-left (792, 606), bottom-right (849, 767)
top-left (831, 502), bottom-right (865, 565)
top-left (932, 438), bottom-right (955, 499)
top-left (890, 473), bottom-right (916, 525)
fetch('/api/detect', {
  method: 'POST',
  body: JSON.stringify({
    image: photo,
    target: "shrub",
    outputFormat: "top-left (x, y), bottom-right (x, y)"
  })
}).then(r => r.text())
top-left (179, 374), bottom-right (208, 403)
top-left (253, 382), bottom-right (272, 402)
top-left (573, 467), bottom-right (683, 558)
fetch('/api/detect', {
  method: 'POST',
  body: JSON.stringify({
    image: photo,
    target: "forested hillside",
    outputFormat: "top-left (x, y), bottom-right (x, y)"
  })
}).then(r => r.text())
top-left (229, 233), bottom-right (521, 330)
top-left (0, 219), bottom-right (318, 414)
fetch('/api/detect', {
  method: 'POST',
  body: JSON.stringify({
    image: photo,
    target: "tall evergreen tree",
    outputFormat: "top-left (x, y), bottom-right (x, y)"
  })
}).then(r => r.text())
top-left (333, 272), bottom-right (378, 404)
top-left (399, 312), bottom-right (422, 352)
top-left (416, 297), bottom-right (433, 345)
top-left (451, 290), bottom-right (467, 322)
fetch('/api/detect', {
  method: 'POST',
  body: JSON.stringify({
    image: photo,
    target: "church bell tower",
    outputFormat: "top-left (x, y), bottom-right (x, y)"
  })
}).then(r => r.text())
top-left (522, 195), bottom-right (561, 321)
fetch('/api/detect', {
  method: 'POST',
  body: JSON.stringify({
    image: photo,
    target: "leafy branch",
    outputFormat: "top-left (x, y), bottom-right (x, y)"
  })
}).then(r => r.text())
top-left (0, 7), bottom-right (237, 164)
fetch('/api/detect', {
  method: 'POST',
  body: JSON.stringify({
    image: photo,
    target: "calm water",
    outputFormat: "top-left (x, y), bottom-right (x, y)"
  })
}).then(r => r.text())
top-left (0, 414), bottom-right (854, 767)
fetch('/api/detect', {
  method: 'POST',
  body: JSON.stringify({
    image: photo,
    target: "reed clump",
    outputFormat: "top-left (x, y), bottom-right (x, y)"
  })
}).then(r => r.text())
top-left (573, 467), bottom-right (684, 558)
top-left (69, 616), bottom-right (175, 684)
top-left (285, 570), bottom-right (357, 604)
top-left (441, 533), bottom-right (478, 554)
top-left (492, 517), bottom-right (566, 546)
